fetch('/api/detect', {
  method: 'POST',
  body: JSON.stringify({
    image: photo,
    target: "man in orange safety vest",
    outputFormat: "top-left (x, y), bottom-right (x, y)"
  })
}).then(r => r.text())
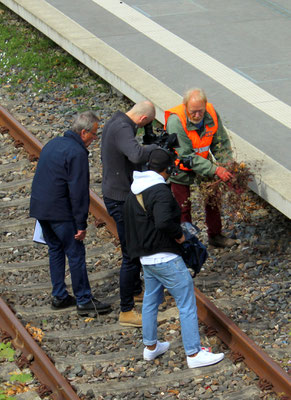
top-left (165, 88), bottom-right (237, 248)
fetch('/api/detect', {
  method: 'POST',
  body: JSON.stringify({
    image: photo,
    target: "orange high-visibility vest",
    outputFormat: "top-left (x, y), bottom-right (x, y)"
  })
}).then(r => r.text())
top-left (164, 103), bottom-right (218, 170)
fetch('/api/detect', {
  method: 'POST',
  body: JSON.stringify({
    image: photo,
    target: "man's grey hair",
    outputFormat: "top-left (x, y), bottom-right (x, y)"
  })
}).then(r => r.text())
top-left (72, 111), bottom-right (100, 134)
top-left (183, 88), bottom-right (207, 105)
top-left (131, 100), bottom-right (155, 120)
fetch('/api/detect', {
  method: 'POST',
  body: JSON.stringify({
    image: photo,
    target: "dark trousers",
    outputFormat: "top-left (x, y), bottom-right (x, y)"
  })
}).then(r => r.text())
top-left (104, 197), bottom-right (142, 312)
top-left (170, 182), bottom-right (222, 238)
top-left (39, 220), bottom-right (92, 305)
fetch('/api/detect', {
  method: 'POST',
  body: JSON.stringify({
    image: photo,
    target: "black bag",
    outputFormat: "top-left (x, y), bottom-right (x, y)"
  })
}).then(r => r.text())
top-left (180, 222), bottom-right (208, 277)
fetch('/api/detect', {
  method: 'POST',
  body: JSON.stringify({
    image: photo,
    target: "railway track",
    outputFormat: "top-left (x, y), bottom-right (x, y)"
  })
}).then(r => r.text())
top-left (0, 106), bottom-right (290, 400)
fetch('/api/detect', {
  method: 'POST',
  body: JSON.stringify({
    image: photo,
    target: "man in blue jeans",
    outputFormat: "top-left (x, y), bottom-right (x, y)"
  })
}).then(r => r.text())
top-left (124, 149), bottom-right (224, 368)
top-left (30, 111), bottom-right (111, 316)
top-left (101, 101), bottom-right (158, 327)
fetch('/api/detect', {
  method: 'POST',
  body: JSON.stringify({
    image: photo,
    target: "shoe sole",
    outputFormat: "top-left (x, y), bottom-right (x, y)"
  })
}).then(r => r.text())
top-left (77, 308), bottom-right (111, 316)
top-left (119, 321), bottom-right (142, 327)
top-left (144, 346), bottom-right (169, 361)
top-left (144, 352), bottom-right (168, 361)
top-left (51, 304), bottom-right (76, 310)
top-left (208, 242), bottom-right (227, 248)
top-left (187, 356), bottom-right (224, 368)
top-left (144, 355), bottom-right (165, 361)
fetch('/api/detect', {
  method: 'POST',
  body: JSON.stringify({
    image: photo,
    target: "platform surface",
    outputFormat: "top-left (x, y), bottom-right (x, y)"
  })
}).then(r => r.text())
top-left (2, 0), bottom-right (291, 217)
top-left (46, 0), bottom-right (291, 169)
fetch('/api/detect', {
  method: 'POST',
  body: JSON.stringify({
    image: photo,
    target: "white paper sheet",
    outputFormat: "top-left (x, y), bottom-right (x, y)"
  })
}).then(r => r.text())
top-left (33, 220), bottom-right (47, 244)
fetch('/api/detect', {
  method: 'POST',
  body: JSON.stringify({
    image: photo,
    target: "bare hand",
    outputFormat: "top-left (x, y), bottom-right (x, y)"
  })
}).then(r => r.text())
top-left (75, 230), bottom-right (86, 241)
top-left (175, 234), bottom-right (186, 244)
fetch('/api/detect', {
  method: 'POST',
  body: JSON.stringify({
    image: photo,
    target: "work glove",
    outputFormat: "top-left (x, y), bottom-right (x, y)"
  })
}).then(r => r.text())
top-left (215, 166), bottom-right (233, 182)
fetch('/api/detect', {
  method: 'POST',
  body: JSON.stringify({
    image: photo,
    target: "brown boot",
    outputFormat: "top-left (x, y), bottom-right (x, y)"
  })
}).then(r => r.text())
top-left (134, 291), bottom-right (144, 304)
top-left (209, 234), bottom-right (237, 248)
top-left (119, 309), bottom-right (142, 327)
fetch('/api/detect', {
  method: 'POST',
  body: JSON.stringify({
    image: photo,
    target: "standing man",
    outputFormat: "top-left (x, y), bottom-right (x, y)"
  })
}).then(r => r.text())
top-left (101, 100), bottom-right (158, 327)
top-left (30, 111), bottom-right (111, 316)
top-left (124, 148), bottom-right (224, 368)
top-left (165, 88), bottom-right (236, 248)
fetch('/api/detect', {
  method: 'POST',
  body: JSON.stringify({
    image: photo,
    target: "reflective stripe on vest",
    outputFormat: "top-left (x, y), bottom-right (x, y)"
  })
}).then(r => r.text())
top-left (193, 145), bottom-right (210, 154)
top-left (164, 103), bottom-right (218, 171)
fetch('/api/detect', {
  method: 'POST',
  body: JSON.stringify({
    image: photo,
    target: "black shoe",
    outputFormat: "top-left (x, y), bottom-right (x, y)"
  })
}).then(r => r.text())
top-left (51, 295), bottom-right (76, 310)
top-left (209, 234), bottom-right (237, 248)
top-left (77, 298), bottom-right (111, 316)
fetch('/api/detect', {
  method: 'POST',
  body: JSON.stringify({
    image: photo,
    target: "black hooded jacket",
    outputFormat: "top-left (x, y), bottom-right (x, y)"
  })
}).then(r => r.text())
top-left (124, 172), bottom-right (183, 260)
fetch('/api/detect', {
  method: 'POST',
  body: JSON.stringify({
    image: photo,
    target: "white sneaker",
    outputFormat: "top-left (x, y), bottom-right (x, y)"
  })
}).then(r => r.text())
top-left (143, 341), bottom-right (170, 361)
top-left (187, 349), bottom-right (224, 368)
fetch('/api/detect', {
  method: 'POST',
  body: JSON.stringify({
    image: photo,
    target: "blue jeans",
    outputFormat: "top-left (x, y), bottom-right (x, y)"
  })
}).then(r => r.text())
top-left (142, 256), bottom-right (201, 355)
top-left (39, 220), bottom-right (92, 305)
top-left (104, 197), bottom-right (142, 312)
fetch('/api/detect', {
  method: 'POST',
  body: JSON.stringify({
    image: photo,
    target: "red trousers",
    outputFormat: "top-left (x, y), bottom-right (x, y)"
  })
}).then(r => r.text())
top-left (171, 182), bottom-right (222, 238)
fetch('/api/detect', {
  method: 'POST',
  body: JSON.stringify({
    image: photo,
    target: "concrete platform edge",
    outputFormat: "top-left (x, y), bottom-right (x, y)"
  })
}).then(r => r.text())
top-left (2, 0), bottom-right (290, 219)
top-left (227, 129), bottom-right (291, 219)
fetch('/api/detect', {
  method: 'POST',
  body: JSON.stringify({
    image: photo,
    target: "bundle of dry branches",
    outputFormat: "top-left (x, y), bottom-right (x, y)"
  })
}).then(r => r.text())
top-left (198, 160), bottom-right (255, 221)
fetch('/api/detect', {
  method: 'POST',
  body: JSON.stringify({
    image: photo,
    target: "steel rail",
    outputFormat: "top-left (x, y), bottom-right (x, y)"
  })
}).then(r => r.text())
top-left (0, 104), bottom-right (42, 160)
top-left (0, 298), bottom-right (80, 400)
top-left (195, 291), bottom-right (291, 397)
top-left (0, 105), bottom-right (115, 399)
top-left (1, 106), bottom-right (290, 398)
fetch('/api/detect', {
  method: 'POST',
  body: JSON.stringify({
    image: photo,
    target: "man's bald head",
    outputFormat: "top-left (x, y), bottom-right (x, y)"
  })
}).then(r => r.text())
top-left (126, 100), bottom-right (156, 127)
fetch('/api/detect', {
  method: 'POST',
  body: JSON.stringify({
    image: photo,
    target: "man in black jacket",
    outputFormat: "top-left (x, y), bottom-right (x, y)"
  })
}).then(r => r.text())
top-left (30, 111), bottom-right (110, 316)
top-left (124, 149), bottom-right (224, 368)
top-left (101, 100), bottom-right (158, 327)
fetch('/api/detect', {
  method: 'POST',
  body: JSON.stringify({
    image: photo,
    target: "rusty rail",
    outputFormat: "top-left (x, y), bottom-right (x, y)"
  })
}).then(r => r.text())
top-left (0, 106), bottom-right (290, 398)
top-left (0, 298), bottom-right (80, 400)
top-left (195, 291), bottom-right (291, 396)
top-left (0, 104), bottom-right (42, 159)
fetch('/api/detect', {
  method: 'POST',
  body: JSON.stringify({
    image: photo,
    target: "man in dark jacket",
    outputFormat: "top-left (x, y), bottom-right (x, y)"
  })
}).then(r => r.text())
top-left (30, 111), bottom-right (110, 316)
top-left (124, 149), bottom-right (224, 368)
top-left (101, 100), bottom-right (158, 327)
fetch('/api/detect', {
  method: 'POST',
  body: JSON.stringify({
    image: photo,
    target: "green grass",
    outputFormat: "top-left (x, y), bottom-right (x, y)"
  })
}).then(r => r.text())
top-left (0, 391), bottom-right (14, 400)
top-left (0, 4), bottom-right (108, 97)
top-left (0, 342), bottom-right (15, 362)
top-left (9, 372), bottom-right (33, 383)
